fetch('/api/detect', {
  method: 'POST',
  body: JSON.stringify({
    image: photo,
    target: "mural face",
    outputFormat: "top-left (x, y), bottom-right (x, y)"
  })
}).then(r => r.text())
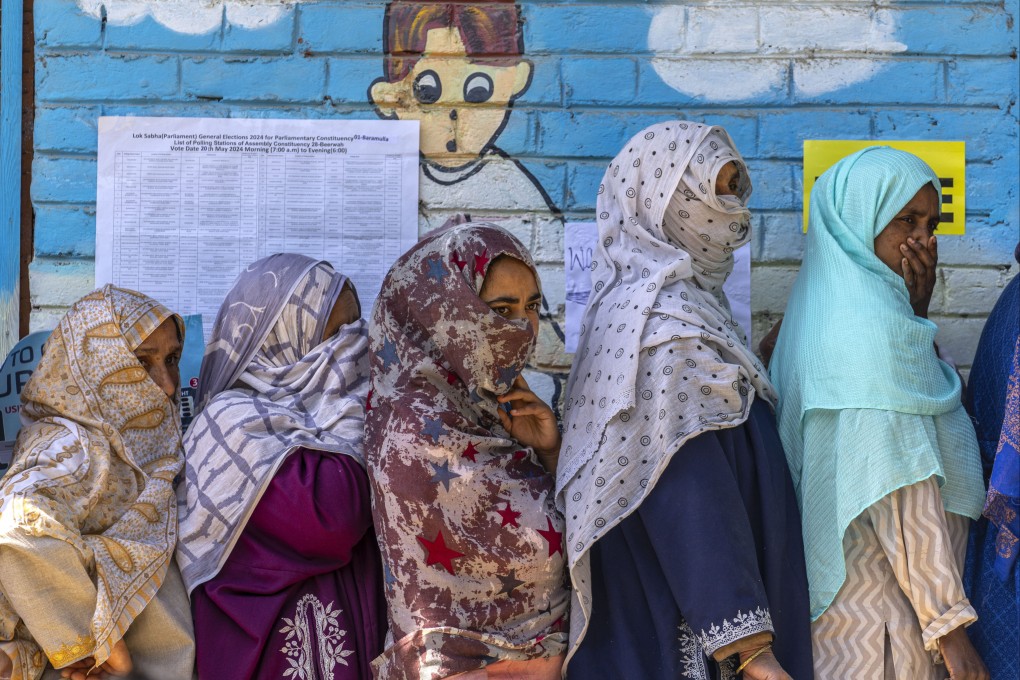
top-left (370, 27), bottom-right (532, 169)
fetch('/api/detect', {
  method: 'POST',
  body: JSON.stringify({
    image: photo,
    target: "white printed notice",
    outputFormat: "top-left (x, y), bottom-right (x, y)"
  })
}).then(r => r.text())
top-left (563, 224), bottom-right (752, 352)
top-left (96, 116), bottom-right (420, 340)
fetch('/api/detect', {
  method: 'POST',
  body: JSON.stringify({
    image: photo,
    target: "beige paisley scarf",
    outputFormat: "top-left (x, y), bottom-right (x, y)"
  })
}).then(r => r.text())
top-left (0, 285), bottom-right (184, 679)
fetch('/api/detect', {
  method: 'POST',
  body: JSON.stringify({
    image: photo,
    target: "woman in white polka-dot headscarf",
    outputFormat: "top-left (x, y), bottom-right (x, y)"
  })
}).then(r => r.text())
top-left (558, 122), bottom-right (812, 679)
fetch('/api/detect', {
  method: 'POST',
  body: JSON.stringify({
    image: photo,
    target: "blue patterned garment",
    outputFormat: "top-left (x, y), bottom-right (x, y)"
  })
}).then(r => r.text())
top-left (963, 246), bottom-right (1020, 680)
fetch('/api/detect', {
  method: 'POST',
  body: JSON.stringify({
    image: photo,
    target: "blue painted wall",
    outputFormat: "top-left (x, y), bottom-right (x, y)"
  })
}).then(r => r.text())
top-left (29, 0), bottom-right (1020, 373)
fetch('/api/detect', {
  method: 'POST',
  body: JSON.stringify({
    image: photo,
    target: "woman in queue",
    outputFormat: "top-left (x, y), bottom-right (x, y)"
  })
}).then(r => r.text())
top-left (769, 147), bottom-right (988, 679)
top-left (962, 241), bottom-right (1019, 679)
top-left (0, 285), bottom-right (194, 680)
top-left (177, 254), bottom-right (384, 680)
top-left (559, 121), bottom-right (812, 679)
top-left (367, 224), bottom-right (568, 679)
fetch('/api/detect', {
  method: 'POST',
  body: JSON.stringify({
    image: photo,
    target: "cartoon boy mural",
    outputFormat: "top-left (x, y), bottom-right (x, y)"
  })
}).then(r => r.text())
top-left (369, 0), bottom-right (569, 411)
top-left (369, 0), bottom-right (561, 233)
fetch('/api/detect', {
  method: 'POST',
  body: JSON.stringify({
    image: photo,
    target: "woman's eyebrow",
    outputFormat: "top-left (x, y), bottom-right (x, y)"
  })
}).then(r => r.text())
top-left (527, 292), bottom-right (542, 303)
top-left (135, 341), bottom-right (183, 355)
top-left (484, 295), bottom-right (519, 304)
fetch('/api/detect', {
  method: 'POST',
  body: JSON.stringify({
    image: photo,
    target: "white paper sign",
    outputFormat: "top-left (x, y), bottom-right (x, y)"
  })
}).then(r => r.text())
top-left (564, 222), bottom-right (598, 353)
top-left (724, 244), bottom-right (753, 347)
top-left (563, 227), bottom-right (753, 352)
top-left (96, 116), bottom-right (420, 340)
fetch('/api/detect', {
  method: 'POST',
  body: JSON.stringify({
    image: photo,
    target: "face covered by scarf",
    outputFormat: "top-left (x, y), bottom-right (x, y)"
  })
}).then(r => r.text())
top-left (0, 285), bottom-right (184, 675)
top-left (557, 121), bottom-right (776, 660)
top-left (177, 254), bottom-right (369, 593)
top-left (367, 224), bottom-right (568, 680)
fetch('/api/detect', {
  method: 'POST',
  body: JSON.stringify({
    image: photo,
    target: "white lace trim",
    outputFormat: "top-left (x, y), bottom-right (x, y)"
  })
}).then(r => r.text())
top-left (678, 619), bottom-right (709, 679)
top-left (698, 607), bottom-right (774, 657)
top-left (279, 594), bottom-right (354, 679)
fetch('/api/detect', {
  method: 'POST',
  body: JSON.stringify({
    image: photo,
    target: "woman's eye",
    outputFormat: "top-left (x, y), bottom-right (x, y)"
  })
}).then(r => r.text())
top-left (167, 355), bottom-right (180, 367)
top-left (491, 306), bottom-right (510, 316)
top-left (900, 215), bottom-right (915, 225)
top-left (526, 302), bottom-right (541, 312)
top-left (463, 72), bottom-right (494, 104)
top-left (413, 70), bottom-right (442, 105)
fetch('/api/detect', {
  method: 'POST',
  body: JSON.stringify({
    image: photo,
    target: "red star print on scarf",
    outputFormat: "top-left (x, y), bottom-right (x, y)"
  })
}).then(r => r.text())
top-left (537, 517), bottom-right (563, 557)
top-left (451, 250), bottom-right (467, 271)
top-left (473, 249), bottom-right (490, 276)
top-left (461, 442), bottom-right (479, 462)
top-left (495, 502), bottom-right (521, 528)
top-left (417, 528), bottom-right (465, 574)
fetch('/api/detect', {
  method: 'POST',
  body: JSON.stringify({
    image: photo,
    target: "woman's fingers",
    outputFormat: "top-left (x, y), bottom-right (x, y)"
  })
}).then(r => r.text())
top-left (902, 256), bottom-right (915, 289)
top-left (497, 388), bottom-right (538, 405)
top-left (497, 408), bottom-right (512, 431)
top-left (907, 237), bottom-right (936, 269)
top-left (507, 404), bottom-right (549, 417)
top-left (900, 243), bottom-right (927, 281)
top-left (498, 375), bottom-right (536, 404)
top-left (60, 659), bottom-right (95, 679)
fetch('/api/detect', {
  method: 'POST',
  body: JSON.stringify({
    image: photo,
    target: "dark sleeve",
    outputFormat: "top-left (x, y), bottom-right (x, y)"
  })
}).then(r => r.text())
top-left (636, 426), bottom-right (773, 657)
top-left (245, 447), bottom-right (373, 564)
top-left (966, 275), bottom-right (1020, 476)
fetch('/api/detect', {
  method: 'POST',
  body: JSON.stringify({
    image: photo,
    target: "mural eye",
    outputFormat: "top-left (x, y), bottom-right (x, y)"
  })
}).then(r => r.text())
top-left (413, 70), bottom-right (442, 105)
top-left (463, 72), bottom-right (494, 103)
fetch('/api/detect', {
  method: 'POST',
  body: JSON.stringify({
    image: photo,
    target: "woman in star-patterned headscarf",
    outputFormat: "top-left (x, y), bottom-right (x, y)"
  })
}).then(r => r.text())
top-left (366, 223), bottom-right (568, 679)
top-left (559, 121), bottom-right (812, 679)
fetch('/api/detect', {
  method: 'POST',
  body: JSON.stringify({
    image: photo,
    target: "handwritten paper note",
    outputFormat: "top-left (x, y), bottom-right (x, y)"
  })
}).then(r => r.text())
top-left (563, 224), bottom-right (753, 353)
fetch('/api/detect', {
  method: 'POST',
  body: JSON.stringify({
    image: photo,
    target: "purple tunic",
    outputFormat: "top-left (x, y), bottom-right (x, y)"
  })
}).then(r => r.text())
top-left (192, 448), bottom-right (385, 680)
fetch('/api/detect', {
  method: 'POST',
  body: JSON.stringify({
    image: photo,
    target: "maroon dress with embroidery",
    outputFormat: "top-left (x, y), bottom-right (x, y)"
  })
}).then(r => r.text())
top-left (192, 448), bottom-right (385, 680)
top-left (366, 224), bottom-right (569, 680)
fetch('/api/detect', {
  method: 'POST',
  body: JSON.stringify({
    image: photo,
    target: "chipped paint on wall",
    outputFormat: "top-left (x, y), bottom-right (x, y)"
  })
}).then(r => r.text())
top-left (75, 0), bottom-right (294, 34)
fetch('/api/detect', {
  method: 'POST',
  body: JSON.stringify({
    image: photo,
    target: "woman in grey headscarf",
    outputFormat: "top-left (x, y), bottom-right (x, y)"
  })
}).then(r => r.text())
top-left (176, 254), bottom-right (384, 680)
top-left (559, 122), bottom-right (812, 679)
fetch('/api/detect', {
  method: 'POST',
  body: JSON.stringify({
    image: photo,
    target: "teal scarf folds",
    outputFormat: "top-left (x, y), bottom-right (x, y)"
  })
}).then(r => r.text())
top-left (769, 146), bottom-right (985, 619)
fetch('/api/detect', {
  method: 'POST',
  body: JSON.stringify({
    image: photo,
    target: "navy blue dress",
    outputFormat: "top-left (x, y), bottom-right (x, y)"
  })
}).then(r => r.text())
top-left (963, 256), bottom-right (1020, 680)
top-left (567, 399), bottom-right (813, 680)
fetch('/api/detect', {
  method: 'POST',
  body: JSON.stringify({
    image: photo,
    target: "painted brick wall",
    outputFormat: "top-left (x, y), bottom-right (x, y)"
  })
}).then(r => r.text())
top-left (30, 0), bottom-right (1020, 376)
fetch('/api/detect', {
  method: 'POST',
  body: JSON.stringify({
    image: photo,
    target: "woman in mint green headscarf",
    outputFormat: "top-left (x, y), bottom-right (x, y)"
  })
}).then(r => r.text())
top-left (769, 147), bottom-right (988, 679)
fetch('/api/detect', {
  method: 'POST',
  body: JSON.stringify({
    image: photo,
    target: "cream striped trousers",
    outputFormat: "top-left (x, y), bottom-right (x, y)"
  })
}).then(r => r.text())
top-left (812, 477), bottom-right (977, 679)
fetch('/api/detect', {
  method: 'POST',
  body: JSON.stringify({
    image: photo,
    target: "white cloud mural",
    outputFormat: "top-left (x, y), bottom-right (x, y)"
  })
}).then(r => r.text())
top-left (76, 0), bottom-right (294, 35)
top-left (76, 0), bottom-right (909, 101)
top-left (648, 2), bottom-right (908, 101)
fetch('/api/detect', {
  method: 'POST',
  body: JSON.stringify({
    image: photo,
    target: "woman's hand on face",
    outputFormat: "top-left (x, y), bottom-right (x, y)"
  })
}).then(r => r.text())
top-left (496, 375), bottom-right (561, 468)
top-left (939, 627), bottom-right (990, 680)
top-left (900, 235), bottom-right (938, 318)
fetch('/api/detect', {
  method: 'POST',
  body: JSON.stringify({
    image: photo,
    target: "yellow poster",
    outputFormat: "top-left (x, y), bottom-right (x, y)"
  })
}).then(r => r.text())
top-left (803, 140), bottom-right (966, 235)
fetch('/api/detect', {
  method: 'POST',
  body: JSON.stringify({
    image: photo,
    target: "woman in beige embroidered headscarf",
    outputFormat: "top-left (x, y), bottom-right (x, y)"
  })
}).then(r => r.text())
top-left (0, 285), bottom-right (195, 680)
